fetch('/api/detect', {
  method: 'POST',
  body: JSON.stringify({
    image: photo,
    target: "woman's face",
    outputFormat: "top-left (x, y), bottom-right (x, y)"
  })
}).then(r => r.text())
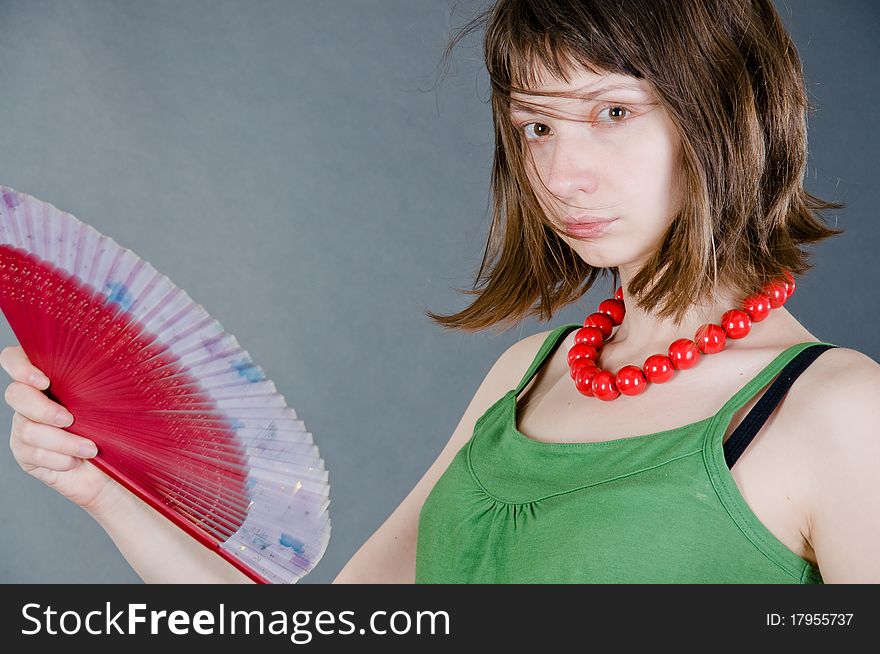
top-left (510, 62), bottom-right (682, 271)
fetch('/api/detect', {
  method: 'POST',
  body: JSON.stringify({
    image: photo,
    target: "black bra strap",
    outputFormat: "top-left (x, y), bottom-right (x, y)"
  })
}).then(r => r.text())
top-left (723, 343), bottom-right (837, 469)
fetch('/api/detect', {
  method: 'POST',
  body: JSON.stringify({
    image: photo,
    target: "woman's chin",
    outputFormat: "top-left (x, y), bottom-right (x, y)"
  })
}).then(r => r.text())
top-left (568, 244), bottom-right (628, 270)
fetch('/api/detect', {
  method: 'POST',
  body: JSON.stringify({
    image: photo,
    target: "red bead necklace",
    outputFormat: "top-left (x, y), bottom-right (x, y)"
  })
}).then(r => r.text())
top-left (567, 272), bottom-right (796, 401)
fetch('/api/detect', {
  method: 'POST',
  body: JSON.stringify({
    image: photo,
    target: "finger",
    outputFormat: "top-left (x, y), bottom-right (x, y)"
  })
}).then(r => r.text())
top-left (10, 440), bottom-right (82, 472)
top-left (4, 382), bottom-right (74, 427)
top-left (12, 413), bottom-right (97, 458)
top-left (0, 346), bottom-right (49, 389)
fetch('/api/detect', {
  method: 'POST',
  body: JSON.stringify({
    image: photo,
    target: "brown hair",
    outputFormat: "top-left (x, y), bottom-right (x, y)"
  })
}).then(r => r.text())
top-left (425, 0), bottom-right (843, 335)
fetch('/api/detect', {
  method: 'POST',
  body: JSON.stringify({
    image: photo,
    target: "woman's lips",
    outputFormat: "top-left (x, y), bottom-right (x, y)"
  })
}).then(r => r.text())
top-left (562, 217), bottom-right (618, 238)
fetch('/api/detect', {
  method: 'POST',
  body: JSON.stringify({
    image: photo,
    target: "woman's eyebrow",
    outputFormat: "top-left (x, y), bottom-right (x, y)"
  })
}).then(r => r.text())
top-left (509, 82), bottom-right (646, 113)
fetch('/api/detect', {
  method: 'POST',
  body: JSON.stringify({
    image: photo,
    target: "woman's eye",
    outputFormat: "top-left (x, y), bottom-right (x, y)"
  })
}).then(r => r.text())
top-left (596, 105), bottom-right (630, 124)
top-left (522, 122), bottom-right (551, 140)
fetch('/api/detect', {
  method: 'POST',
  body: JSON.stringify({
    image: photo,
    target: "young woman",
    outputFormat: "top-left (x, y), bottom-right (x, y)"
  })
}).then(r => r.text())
top-left (3, 0), bottom-right (879, 583)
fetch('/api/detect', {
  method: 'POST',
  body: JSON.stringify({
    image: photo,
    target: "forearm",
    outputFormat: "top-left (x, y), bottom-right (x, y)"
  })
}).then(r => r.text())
top-left (89, 486), bottom-right (254, 584)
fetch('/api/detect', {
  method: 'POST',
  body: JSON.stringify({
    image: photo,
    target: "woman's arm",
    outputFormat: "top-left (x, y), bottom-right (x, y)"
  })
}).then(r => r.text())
top-left (88, 483), bottom-right (255, 584)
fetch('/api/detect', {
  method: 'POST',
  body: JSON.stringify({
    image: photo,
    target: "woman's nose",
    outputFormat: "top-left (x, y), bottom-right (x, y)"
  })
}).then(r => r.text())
top-left (541, 135), bottom-right (601, 199)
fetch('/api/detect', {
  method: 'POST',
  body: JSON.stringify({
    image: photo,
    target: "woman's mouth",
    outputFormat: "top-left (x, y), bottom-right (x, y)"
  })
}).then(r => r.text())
top-left (562, 217), bottom-right (618, 238)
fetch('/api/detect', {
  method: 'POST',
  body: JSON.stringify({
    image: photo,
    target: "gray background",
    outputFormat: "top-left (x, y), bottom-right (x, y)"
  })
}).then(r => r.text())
top-left (0, 0), bottom-right (876, 583)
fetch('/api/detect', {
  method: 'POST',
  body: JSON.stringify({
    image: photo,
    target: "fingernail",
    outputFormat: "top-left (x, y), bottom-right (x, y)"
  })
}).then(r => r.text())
top-left (78, 443), bottom-right (98, 458)
top-left (56, 411), bottom-right (74, 427)
top-left (30, 372), bottom-right (50, 389)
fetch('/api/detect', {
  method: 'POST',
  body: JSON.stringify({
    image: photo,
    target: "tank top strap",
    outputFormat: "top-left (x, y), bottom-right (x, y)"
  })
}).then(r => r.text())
top-left (713, 341), bottom-right (838, 424)
top-left (514, 323), bottom-right (582, 396)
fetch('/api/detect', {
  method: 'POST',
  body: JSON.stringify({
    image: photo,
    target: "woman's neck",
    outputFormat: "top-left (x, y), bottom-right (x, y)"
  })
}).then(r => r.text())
top-left (597, 270), bottom-right (742, 370)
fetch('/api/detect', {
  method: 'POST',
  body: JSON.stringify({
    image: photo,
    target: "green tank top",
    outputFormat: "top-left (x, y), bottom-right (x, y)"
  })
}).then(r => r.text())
top-left (416, 322), bottom-right (833, 583)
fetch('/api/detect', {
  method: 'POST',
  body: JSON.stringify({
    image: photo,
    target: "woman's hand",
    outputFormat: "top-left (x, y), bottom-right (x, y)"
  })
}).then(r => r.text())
top-left (2, 344), bottom-right (124, 518)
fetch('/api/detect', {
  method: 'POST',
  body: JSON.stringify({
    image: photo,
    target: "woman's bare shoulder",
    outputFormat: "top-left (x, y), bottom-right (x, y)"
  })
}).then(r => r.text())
top-left (793, 345), bottom-right (880, 407)
top-left (494, 328), bottom-right (557, 379)
top-left (808, 344), bottom-right (879, 376)
top-left (786, 344), bottom-right (879, 433)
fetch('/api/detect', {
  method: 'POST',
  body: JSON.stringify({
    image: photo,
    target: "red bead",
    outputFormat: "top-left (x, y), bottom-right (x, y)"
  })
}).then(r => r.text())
top-left (574, 364), bottom-right (599, 396)
top-left (694, 323), bottom-right (727, 354)
top-left (569, 358), bottom-right (597, 381)
top-left (597, 298), bottom-right (625, 326)
top-left (721, 309), bottom-right (752, 339)
top-left (643, 354), bottom-right (674, 383)
top-left (591, 370), bottom-right (620, 401)
top-left (567, 343), bottom-right (597, 368)
top-left (574, 326), bottom-right (604, 349)
top-left (616, 365), bottom-right (647, 396)
top-left (741, 293), bottom-right (772, 322)
top-left (783, 271), bottom-right (796, 298)
top-left (763, 281), bottom-right (788, 308)
top-left (668, 338), bottom-right (701, 370)
top-left (584, 312), bottom-right (614, 339)
top-left (614, 286), bottom-right (624, 302)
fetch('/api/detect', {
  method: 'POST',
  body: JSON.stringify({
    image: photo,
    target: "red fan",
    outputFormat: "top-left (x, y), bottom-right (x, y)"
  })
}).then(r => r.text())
top-left (0, 185), bottom-right (330, 583)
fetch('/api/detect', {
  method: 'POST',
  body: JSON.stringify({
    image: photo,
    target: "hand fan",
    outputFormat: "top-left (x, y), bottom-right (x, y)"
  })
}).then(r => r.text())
top-left (0, 185), bottom-right (330, 584)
